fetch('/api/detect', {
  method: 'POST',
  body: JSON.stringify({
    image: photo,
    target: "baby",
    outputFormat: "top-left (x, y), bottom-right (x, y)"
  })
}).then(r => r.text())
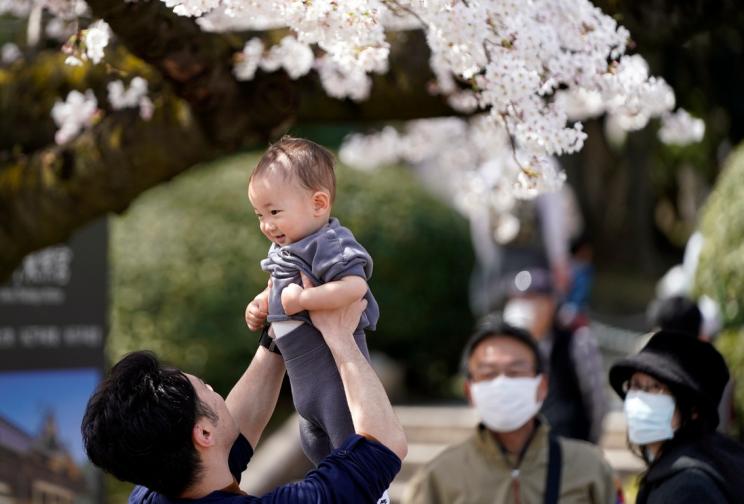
top-left (245, 136), bottom-right (379, 464)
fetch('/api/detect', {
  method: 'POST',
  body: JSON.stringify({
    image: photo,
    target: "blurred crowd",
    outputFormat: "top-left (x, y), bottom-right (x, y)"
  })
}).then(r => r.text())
top-left (401, 183), bottom-right (744, 503)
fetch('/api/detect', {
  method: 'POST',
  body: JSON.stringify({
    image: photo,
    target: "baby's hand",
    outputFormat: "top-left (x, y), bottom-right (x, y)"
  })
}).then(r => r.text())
top-left (281, 283), bottom-right (305, 315)
top-left (245, 289), bottom-right (269, 331)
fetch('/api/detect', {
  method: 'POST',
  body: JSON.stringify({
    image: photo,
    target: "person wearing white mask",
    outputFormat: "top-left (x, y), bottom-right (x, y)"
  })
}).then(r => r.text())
top-left (403, 320), bottom-right (617, 504)
top-left (609, 330), bottom-right (744, 503)
top-left (503, 270), bottom-right (608, 444)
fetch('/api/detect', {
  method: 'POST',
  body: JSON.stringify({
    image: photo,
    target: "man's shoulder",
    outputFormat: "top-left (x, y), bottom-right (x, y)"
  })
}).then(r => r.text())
top-left (421, 433), bottom-right (483, 474)
top-left (129, 486), bottom-right (256, 504)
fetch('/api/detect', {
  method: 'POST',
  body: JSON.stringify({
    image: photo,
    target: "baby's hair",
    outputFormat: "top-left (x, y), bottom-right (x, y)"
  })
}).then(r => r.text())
top-left (251, 136), bottom-right (336, 202)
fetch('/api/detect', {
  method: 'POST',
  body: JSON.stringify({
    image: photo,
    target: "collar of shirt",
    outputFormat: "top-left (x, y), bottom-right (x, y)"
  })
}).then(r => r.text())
top-left (474, 417), bottom-right (551, 471)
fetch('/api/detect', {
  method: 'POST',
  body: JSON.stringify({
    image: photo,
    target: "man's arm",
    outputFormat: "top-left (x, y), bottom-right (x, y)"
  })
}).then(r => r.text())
top-left (536, 190), bottom-right (571, 295)
top-left (225, 346), bottom-right (285, 448)
top-left (281, 275), bottom-right (367, 315)
top-left (304, 274), bottom-right (407, 460)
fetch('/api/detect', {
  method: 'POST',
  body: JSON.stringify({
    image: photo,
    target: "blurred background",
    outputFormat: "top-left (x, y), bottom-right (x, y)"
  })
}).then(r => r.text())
top-left (2, 0), bottom-right (744, 502)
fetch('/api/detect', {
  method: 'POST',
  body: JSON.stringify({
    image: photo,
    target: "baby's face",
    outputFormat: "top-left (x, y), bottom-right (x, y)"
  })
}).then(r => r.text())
top-left (248, 171), bottom-right (327, 246)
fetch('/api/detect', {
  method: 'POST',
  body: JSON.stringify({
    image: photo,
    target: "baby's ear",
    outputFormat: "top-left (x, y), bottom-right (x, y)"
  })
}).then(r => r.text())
top-left (312, 191), bottom-right (331, 214)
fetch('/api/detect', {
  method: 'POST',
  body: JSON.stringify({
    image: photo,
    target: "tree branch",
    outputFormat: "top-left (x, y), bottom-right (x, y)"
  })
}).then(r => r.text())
top-left (0, 98), bottom-right (213, 280)
top-left (1, 0), bottom-right (459, 279)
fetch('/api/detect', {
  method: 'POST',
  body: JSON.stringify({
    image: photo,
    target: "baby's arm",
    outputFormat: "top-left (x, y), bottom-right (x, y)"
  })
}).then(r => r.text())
top-left (245, 282), bottom-right (271, 331)
top-left (281, 275), bottom-right (367, 316)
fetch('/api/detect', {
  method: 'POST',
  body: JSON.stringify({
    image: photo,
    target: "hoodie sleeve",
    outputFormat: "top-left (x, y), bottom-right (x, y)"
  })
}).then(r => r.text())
top-left (257, 435), bottom-right (400, 503)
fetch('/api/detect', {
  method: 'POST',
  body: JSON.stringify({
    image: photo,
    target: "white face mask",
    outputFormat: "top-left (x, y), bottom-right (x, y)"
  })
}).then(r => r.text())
top-left (503, 298), bottom-right (537, 330)
top-left (624, 390), bottom-right (676, 445)
top-left (470, 375), bottom-right (543, 432)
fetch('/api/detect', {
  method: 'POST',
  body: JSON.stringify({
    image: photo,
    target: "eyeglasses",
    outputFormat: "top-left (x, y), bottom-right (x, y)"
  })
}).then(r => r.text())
top-left (470, 367), bottom-right (537, 382)
top-left (622, 379), bottom-right (669, 395)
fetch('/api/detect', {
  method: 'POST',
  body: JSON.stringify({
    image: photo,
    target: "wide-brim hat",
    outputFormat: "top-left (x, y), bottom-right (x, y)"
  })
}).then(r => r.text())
top-left (609, 330), bottom-right (729, 426)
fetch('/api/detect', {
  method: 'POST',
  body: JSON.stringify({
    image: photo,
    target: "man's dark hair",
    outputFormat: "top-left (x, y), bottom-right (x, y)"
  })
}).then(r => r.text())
top-left (81, 351), bottom-right (217, 497)
top-left (461, 315), bottom-right (544, 378)
top-left (650, 295), bottom-right (702, 338)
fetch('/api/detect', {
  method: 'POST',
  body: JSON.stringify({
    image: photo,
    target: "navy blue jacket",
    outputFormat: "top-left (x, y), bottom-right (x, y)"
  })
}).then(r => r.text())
top-left (129, 434), bottom-right (400, 503)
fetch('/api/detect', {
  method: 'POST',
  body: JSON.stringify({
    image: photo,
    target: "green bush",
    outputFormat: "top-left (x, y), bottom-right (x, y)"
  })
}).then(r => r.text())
top-left (110, 152), bottom-right (474, 398)
top-left (695, 142), bottom-right (744, 438)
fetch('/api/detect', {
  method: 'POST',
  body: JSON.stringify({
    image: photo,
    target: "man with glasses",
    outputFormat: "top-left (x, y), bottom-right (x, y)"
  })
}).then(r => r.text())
top-left (403, 320), bottom-right (617, 504)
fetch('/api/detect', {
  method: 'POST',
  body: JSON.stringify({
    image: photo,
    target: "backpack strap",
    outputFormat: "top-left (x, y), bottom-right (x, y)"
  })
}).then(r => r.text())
top-left (544, 435), bottom-right (562, 504)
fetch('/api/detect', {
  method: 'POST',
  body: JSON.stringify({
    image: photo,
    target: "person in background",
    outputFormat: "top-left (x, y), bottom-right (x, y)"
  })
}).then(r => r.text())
top-left (609, 330), bottom-right (744, 503)
top-left (403, 320), bottom-right (617, 504)
top-left (503, 271), bottom-right (607, 444)
top-left (557, 231), bottom-right (594, 330)
top-left (469, 185), bottom-right (580, 317)
top-left (649, 295), bottom-right (702, 339)
top-left (648, 295), bottom-right (735, 433)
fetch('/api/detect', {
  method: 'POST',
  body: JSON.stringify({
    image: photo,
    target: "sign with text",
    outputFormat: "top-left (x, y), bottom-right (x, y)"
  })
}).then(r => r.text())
top-left (0, 219), bottom-right (107, 503)
top-left (0, 218), bottom-right (107, 370)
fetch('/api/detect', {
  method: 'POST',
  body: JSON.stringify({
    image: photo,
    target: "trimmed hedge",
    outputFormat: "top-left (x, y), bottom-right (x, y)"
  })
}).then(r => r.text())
top-left (695, 142), bottom-right (744, 438)
top-left (110, 152), bottom-right (474, 398)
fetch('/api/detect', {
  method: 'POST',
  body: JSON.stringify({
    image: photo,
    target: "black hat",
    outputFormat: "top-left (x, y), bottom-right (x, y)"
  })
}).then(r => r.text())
top-left (609, 330), bottom-right (729, 426)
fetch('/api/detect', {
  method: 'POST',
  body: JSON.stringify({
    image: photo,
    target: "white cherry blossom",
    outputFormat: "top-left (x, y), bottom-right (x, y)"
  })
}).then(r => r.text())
top-left (84, 19), bottom-right (110, 64)
top-left (108, 77), bottom-right (153, 120)
top-left (51, 90), bottom-right (98, 144)
top-left (260, 36), bottom-right (314, 79)
top-left (0, 0), bottom-right (707, 201)
top-left (233, 38), bottom-right (264, 81)
top-left (1, 42), bottom-right (22, 64)
top-left (0, 0), bottom-right (30, 17)
top-left (659, 109), bottom-right (705, 146)
top-left (154, 0), bottom-right (703, 174)
top-left (340, 116), bottom-right (566, 229)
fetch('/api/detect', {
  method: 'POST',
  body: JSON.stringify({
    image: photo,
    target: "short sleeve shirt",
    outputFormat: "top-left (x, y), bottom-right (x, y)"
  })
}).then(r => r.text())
top-left (260, 217), bottom-right (379, 331)
top-left (129, 434), bottom-right (400, 503)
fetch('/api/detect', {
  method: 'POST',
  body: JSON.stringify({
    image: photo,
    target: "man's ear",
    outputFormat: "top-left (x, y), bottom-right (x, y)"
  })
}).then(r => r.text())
top-left (536, 374), bottom-right (549, 403)
top-left (192, 419), bottom-right (216, 449)
top-left (311, 191), bottom-right (331, 215)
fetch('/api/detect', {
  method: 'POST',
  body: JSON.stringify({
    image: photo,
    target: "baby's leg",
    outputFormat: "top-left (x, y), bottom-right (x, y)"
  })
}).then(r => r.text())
top-left (273, 324), bottom-right (369, 464)
top-left (298, 417), bottom-right (333, 465)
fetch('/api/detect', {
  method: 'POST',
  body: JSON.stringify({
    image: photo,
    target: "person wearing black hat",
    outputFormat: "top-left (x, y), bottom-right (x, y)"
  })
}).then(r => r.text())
top-left (609, 330), bottom-right (744, 503)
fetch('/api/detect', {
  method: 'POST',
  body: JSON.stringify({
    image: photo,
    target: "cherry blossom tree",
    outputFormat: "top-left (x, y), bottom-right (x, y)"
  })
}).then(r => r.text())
top-left (0, 0), bottom-right (719, 280)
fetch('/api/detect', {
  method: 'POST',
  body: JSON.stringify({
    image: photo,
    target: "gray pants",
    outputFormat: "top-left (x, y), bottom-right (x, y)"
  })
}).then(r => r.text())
top-left (273, 322), bottom-right (370, 465)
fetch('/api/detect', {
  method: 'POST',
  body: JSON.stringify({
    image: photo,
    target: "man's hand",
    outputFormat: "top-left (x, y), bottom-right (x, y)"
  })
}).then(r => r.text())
top-left (281, 283), bottom-right (306, 315)
top-left (245, 286), bottom-right (270, 331)
top-left (300, 273), bottom-right (366, 348)
top-left (299, 272), bottom-right (406, 461)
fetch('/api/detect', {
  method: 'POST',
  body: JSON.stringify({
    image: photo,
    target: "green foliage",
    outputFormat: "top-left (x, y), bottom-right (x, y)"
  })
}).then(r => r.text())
top-left (110, 152), bottom-right (473, 398)
top-left (695, 142), bottom-right (744, 438)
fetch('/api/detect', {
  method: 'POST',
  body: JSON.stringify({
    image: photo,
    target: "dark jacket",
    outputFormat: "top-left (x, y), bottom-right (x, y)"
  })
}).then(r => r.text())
top-left (128, 434), bottom-right (400, 503)
top-left (636, 432), bottom-right (744, 504)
